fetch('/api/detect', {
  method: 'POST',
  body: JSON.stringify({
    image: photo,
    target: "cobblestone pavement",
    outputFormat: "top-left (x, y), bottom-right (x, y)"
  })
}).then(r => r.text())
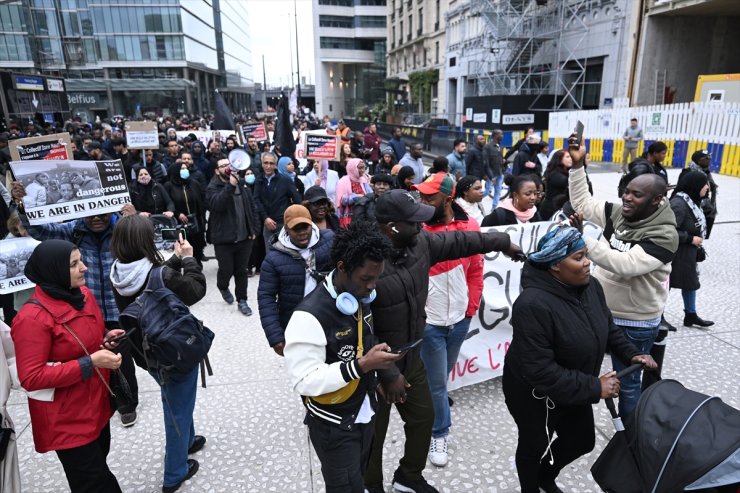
top-left (11, 166), bottom-right (739, 493)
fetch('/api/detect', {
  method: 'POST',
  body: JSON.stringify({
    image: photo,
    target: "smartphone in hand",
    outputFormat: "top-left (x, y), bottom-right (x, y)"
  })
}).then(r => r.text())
top-left (572, 120), bottom-right (585, 148)
top-left (388, 339), bottom-right (423, 355)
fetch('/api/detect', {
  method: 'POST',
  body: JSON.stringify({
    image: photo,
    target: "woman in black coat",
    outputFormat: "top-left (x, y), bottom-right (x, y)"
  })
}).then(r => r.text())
top-left (164, 162), bottom-right (207, 263)
top-left (538, 150), bottom-right (573, 220)
top-left (669, 170), bottom-right (713, 328)
top-left (503, 226), bottom-right (655, 493)
top-left (129, 167), bottom-right (176, 217)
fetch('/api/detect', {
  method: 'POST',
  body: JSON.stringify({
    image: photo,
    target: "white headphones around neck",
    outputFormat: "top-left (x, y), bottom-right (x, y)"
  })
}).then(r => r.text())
top-left (324, 270), bottom-right (377, 315)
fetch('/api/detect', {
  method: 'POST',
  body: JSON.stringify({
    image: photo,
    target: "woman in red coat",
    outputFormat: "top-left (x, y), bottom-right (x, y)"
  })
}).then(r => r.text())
top-left (12, 239), bottom-right (124, 493)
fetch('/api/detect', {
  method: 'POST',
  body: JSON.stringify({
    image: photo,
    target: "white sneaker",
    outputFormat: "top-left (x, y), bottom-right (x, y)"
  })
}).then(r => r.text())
top-left (428, 436), bottom-right (448, 467)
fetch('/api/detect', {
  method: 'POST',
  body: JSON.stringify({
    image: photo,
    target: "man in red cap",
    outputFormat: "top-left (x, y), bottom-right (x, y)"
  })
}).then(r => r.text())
top-left (413, 172), bottom-right (484, 468)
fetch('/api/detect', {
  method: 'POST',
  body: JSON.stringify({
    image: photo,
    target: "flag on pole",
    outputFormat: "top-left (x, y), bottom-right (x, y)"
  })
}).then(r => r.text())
top-left (213, 90), bottom-right (235, 131)
top-left (289, 88), bottom-right (298, 114)
top-left (273, 93), bottom-right (296, 159)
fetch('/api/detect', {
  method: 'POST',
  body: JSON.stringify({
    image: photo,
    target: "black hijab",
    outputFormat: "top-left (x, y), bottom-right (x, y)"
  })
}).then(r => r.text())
top-left (396, 165), bottom-right (416, 191)
top-left (672, 170), bottom-right (708, 205)
top-left (24, 239), bottom-right (86, 310)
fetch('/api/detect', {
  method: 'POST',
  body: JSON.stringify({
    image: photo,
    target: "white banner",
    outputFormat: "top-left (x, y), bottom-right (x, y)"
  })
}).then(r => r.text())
top-left (448, 221), bottom-right (603, 391)
top-left (175, 130), bottom-right (235, 149)
top-left (0, 237), bottom-right (40, 294)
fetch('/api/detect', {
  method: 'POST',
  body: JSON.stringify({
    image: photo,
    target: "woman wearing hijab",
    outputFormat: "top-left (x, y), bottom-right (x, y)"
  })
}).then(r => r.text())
top-left (482, 174), bottom-right (542, 227)
top-left (109, 215), bottom-right (206, 493)
top-left (503, 227), bottom-right (656, 493)
top-left (670, 170), bottom-right (713, 328)
top-left (129, 167), bottom-right (176, 217)
top-left (377, 149), bottom-right (396, 175)
top-left (278, 156), bottom-right (305, 197)
top-left (12, 239), bottom-right (124, 492)
top-left (334, 158), bottom-right (371, 228)
top-left (303, 160), bottom-right (339, 204)
top-left (395, 165), bottom-right (417, 192)
top-left (164, 161), bottom-right (207, 264)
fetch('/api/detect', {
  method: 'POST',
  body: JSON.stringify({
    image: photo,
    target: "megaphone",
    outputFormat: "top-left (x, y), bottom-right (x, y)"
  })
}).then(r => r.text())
top-left (227, 148), bottom-right (251, 174)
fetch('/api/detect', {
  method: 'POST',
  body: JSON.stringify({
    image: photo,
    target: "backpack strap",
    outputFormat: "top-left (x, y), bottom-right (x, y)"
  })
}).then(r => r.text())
top-left (146, 266), bottom-right (166, 292)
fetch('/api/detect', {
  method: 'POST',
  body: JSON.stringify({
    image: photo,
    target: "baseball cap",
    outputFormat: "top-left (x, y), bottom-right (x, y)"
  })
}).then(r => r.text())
top-left (304, 186), bottom-right (329, 203)
top-left (691, 149), bottom-right (711, 162)
top-left (375, 189), bottom-right (435, 224)
top-left (284, 205), bottom-right (313, 229)
top-left (412, 172), bottom-right (455, 197)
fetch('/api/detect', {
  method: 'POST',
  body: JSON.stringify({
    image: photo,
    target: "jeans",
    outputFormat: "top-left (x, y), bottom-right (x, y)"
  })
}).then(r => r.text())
top-left (150, 366), bottom-right (199, 488)
top-left (611, 323), bottom-right (659, 418)
top-left (682, 289), bottom-right (697, 313)
top-left (483, 178), bottom-right (493, 198)
top-left (419, 318), bottom-right (471, 438)
top-left (214, 239), bottom-right (253, 301)
top-left (491, 175), bottom-right (504, 208)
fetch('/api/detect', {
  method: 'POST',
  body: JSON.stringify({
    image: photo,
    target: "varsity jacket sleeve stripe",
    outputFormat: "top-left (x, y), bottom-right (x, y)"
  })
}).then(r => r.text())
top-left (584, 236), bottom-right (665, 278)
top-left (569, 167), bottom-right (610, 228)
top-left (284, 311), bottom-right (362, 397)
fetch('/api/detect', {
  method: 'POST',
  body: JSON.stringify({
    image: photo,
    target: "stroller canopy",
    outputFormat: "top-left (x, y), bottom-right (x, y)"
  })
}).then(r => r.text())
top-left (632, 379), bottom-right (740, 493)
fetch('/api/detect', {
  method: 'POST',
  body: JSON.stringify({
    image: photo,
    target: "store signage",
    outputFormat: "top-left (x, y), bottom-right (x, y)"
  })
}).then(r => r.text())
top-left (68, 93), bottom-right (100, 106)
top-left (15, 75), bottom-right (45, 91)
top-left (502, 113), bottom-right (535, 125)
top-left (47, 79), bottom-right (65, 92)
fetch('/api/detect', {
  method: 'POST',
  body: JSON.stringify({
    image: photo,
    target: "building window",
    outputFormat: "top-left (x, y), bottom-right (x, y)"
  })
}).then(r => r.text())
top-left (435, 41), bottom-right (439, 64)
top-left (435, 0), bottom-right (440, 30)
top-left (357, 0), bottom-right (385, 5)
top-left (407, 14), bottom-right (411, 41)
top-left (449, 56), bottom-right (456, 67)
top-left (417, 8), bottom-right (423, 36)
top-left (318, 0), bottom-right (352, 5)
top-left (400, 20), bottom-right (403, 43)
top-left (319, 15), bottom-right (353, 28)
top-left (355, 16), bottom-right (386, 28)
top-left (320, 37), bottom-right (376, 50)
top-left (391, 26), bottom-right (395, 48)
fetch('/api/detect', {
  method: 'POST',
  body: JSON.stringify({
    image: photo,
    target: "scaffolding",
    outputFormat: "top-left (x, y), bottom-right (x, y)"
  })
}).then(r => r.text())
top-left (470, 0), bottom-right (595, 110)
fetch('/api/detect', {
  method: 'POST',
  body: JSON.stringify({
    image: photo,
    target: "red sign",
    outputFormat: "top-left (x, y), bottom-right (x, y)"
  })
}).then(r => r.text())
top-left (304, 133), bottom-right (340, 160)
top-left (239, 122), bottom-right (268, 142)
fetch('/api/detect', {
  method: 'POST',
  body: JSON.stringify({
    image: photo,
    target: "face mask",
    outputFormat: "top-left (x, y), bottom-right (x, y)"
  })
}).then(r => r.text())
top-left (138, 174), bottom-right (151, 185)
top-left (180, 169), bottom-right (190, 180)
top-left (245, 174), bottom-right (256, 185)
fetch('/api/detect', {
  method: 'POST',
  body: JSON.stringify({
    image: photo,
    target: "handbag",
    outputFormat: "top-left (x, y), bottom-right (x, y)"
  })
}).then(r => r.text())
top-left (109, 368), bottom-right (135, 413)
top-left (696, 246), bottom-right (707, 263)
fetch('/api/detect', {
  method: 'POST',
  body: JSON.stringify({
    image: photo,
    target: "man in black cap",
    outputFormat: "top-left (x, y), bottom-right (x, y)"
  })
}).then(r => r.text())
top-left (352, 174), bottom-right (394, 224)
top-left (681, 149), bottom-right (717, 238)
top-left (364, 189), bottom-right (523, 493)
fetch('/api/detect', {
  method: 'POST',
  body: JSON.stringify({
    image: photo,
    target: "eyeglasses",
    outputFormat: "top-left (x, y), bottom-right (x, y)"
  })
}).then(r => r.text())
top-left (217, 163), bottom-right (229, 169)
top-left (262, 161), bottom-right (276, 166)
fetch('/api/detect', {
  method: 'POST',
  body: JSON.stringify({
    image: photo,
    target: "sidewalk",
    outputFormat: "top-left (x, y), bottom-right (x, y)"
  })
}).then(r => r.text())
top-left (11, 168), bottom-right (740, 493)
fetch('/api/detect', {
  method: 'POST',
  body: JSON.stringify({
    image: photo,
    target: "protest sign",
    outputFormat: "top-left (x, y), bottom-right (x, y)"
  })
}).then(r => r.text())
top-left (9, 159), bottom-right (131, 225)
top-left (125, 121), bottom-right (159, 149)
top-left (8, 133), bottom-right (71, 162)
top-left (447, 220), bottom-right (603, 391)
top-left (175, 130), bottom-right (233, 149)
top-left (239, 122), bottom-right (268, 142)
top-left (0, 237), bottom-right (40, 294)
top-left (304, 132), bottom-right (340, 160)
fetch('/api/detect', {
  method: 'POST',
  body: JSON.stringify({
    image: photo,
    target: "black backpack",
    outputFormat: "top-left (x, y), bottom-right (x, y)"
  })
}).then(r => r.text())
top-left (119, 266), bottom-right (214, 384)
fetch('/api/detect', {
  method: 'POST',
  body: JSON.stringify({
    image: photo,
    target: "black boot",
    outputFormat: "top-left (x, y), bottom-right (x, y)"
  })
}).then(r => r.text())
top-left (660, 314), bottom-right (677, 332)
top-left (683, 312), bottom-right (714, 328)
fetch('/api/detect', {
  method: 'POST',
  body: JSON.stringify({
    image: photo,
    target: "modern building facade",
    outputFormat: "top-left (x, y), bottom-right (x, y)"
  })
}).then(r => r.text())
top-left (312, 0), bottom-right (387, 119)
top-left (0, 0), bottom-right (254, 120)
top-left (386, 0), bottom-right (448, 119)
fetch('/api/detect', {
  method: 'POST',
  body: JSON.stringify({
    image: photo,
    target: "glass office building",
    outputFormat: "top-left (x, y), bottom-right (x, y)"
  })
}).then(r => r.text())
top-left (0, 0), bottom-right (254, 119)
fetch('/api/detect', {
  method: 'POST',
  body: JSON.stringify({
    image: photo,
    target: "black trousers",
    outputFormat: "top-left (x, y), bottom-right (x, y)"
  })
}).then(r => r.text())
top-left (214, 239), bottom-right (253, 300)
top-left (105, 321), bottom-right (138, 414)
top-left (0, 293), bottom-right (16, 325)
top-left (306, 413), bottom-right (374, 493)
top-left (56, 423), bottom-right (122, 493)
top-left (364, 357), bottom-right (434, 485)
top-left (503, 370), bottom-right (596, 493)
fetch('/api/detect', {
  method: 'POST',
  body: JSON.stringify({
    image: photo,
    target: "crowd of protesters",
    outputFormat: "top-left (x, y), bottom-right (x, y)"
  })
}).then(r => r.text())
top-left (0, 106), bottom-right (728, 493)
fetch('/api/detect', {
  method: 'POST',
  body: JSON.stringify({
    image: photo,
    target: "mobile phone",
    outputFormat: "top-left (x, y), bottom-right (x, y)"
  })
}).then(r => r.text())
top-left (104, 331), bottom-right (129, 346)
top-left (388, 339), bottom-right (423, 354)
top-left (161, 228), bottom-right (186, 241)
top-left (573, 120), bottom-right (584, 148)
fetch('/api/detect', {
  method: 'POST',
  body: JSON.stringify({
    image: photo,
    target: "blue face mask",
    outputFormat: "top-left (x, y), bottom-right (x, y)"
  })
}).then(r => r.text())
top-left (245, 174), bottom-right (256, 185)
top-left (180, 169), bottom-right (190, 180)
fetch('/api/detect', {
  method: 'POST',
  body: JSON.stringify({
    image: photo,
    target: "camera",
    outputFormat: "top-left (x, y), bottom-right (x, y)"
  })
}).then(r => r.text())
top-left (160, 227), bottom-right (187, 241)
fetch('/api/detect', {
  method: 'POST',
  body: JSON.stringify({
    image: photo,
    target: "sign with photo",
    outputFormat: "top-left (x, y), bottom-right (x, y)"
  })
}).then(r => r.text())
top-left (9, 159), bottom-right (131, 225)
top-left (8, 133), bottom-right (71, 162)
top-left (125, 121), bottom-right (159, 149)
top-left (0, 237), bottom-right (40, 294)
top-left (304, 133), bottom-right (340, 160)
top-left (239, 122), bottom-right (268, 142)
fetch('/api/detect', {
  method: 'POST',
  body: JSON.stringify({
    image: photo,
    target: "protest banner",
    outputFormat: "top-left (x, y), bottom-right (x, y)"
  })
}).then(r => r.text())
top-left (125, 121), bottom-right (159, 149)
top-left (8, 133), bottom-right (71, 162)
top-left (0, 237), bottom-right (40, 294)
top-left (239, 122), bottom-right (268, 143)
top-left (9, 159), bottom-right (131, 225)
top-left (175, 130), bottom-right (233, 149)
top-left (304, 132), bottom-right (340, 160)
top-left (447, 220), bottom-right (603, 391)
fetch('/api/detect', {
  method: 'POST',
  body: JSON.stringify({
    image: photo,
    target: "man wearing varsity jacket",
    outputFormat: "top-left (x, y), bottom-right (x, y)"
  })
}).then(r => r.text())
top-left (283, 222), bottom-right (401, 493)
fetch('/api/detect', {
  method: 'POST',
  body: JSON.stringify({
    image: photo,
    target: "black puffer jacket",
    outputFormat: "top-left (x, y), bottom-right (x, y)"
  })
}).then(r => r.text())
top-left (465, 143), bottom-right (491, 180)
top-left (206, 175), bottom-right (260, 244)
top-left (373, 229), bottom-right (511, 383)
top-left (503, 263), bottom-right (641, 406)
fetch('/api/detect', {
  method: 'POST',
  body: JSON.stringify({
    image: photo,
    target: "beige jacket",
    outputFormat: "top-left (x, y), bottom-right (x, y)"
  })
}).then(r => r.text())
top-left (1, 320), bottom-right (21, 492)
top-left (569, 167), bottom-right (677, 320)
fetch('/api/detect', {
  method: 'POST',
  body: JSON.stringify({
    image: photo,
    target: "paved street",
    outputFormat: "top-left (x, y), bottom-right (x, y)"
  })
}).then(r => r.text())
top-left (11, 166), bottom-right (740, 493)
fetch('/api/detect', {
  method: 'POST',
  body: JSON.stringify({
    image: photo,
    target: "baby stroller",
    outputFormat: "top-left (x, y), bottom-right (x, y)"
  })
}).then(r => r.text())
top-left (591, 364), bottom-right (740, 493)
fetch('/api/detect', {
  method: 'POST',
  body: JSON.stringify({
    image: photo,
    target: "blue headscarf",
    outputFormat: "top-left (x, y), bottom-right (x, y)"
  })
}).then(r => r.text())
top-left (528, 226), bottom-right (587, 269)
top-left (277, 156), bottom-right (295, 178)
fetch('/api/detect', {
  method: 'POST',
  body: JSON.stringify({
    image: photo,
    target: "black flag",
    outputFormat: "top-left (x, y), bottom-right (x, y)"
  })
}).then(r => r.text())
top-left (273, 93), bottom-right (295, 159)
top-left (213, 90), bottom-right (235, 130)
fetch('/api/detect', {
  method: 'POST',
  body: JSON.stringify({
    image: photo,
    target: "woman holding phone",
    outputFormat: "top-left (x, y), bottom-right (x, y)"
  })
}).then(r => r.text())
top-left (12, 239), bottom-right (124, 492)
top-left (109, 215), bottom-right (206, 493)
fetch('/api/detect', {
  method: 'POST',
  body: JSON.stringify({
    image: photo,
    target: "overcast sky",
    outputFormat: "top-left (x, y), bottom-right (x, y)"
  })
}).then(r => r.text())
top-left (247, 0), bottom-right (315, 88)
